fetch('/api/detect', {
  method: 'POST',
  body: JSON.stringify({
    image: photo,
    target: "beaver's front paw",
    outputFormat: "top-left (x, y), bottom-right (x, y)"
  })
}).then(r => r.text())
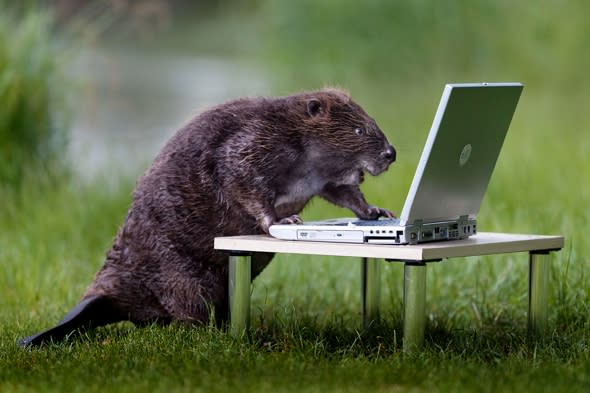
top-left (276, 214), bottom-right (303, 225)
top-left (260, 215), bottom-right (302, 234)
top-left (365, 206), bottom-right (396, 220)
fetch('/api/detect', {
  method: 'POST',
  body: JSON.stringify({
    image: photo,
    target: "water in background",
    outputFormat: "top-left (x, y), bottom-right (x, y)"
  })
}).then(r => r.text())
top-left (69, 48), bottom-right (268, 181)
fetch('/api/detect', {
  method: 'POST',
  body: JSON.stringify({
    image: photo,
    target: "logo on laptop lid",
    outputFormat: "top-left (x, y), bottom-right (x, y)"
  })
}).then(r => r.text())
top-left (459, 144), bottom-right (472, 167)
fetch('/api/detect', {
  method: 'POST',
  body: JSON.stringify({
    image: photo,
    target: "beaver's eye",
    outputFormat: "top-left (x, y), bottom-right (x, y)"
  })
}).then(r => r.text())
top-left (354, 127), bottom-right (364, 136)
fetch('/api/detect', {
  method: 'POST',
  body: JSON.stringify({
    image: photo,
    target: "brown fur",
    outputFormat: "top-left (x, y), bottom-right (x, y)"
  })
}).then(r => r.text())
top-left (19, 88), bottom-right (396, 347)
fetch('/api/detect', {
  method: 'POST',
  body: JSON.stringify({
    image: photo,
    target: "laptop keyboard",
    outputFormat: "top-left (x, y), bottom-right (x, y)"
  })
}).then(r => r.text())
top-left (331, 218), bottom-right (401, 226)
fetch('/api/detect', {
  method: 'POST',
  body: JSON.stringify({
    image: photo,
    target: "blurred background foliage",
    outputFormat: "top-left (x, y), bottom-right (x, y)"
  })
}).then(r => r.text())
top-left (0, 0), bottom-right (588, 222)
top-left (26, 0), bottom-right (590, 93)
top-left (262, 0), bottom-right (590, 94)
top-left (0, 5), bottom-right (70, 188)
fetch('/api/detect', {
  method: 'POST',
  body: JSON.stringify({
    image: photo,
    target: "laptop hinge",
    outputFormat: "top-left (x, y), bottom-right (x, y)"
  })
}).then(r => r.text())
top-left (458, 215), bottom-right (473, 228)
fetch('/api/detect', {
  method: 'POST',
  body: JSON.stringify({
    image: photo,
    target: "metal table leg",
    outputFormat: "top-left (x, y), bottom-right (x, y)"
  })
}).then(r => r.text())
top-left (361, 258), bottom-right (381, 330)
top-left (403, 263), bottom-right (426, 353)
top-left (229, 254), bottom-right (251, 336)
top-left (529, 251), bottom-right (550, 338)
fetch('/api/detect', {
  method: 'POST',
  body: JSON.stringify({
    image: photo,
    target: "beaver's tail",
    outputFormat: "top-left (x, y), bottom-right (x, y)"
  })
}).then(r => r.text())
top-left (18, 295), bottom-right (125, 348)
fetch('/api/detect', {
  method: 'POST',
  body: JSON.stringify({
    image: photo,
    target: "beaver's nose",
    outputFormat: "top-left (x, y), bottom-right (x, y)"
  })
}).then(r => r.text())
top-left (381, 145), bottom-right (396, 163)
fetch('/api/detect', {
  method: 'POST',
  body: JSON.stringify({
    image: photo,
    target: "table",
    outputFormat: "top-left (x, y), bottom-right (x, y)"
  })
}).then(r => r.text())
top-left (214, 232), bottom-right (564, 352)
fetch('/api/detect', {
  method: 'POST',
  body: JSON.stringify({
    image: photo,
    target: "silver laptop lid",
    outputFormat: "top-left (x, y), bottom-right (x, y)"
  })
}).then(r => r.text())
top-left (399, 82), bottom-right (523, 225)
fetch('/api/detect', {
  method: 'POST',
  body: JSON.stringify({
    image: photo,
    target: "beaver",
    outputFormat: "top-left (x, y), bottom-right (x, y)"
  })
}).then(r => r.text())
top-left (19, 87), bottom-right (396, 347)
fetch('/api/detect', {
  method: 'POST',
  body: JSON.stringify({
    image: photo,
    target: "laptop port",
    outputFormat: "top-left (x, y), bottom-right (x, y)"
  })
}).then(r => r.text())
top-left (396, 230), bottom-right (403, 243)
top-left (422, 230), bottom-right (433, 239)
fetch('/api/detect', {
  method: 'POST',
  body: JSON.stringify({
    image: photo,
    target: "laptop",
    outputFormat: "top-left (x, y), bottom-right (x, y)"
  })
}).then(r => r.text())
top-left (269, 82), bottom-right (523, 245)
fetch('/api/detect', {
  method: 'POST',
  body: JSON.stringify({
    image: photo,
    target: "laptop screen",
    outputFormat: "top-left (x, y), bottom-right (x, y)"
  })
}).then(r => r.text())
top-left (399, 83), bottom-right (523, 225)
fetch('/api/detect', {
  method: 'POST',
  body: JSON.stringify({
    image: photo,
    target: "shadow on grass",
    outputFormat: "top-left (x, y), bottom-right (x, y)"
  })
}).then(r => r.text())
top-left (241, 307), bottom-right (588, 362)
top-left (9, 303), bottom-right (588, 366)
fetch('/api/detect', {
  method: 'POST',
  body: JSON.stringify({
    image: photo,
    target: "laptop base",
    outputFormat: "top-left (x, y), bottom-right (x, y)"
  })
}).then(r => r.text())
top-left (269, 217), bottom-right (477, 245)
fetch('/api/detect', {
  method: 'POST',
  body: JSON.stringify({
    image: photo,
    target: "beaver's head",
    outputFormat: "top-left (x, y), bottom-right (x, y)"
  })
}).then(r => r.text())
top-left (296, 88), bottom-right (396, 184)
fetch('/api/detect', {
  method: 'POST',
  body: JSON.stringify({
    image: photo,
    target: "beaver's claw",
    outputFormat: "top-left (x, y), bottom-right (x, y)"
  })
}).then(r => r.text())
top-left (366, 206), bottom-right (396, 220)
top-left (276, 214), bottom-right (303, 225)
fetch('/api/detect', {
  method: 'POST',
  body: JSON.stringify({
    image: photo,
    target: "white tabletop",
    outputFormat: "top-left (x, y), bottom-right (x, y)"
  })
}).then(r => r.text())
top-left (214, 232), bottom-right (564, 262)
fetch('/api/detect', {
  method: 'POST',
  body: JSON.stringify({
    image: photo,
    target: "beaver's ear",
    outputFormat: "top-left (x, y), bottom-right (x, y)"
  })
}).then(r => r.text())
top-left (306, 98), bottom-right (326, 117)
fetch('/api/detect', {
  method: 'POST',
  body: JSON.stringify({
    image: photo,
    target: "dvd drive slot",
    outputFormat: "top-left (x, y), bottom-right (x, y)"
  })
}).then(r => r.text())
top-left (297, 230), bottom-right (364, 243)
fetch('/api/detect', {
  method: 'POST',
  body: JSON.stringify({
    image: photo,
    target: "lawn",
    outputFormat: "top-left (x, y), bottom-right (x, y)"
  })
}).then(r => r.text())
top-left (1, 87), bottom-right (589, 392)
